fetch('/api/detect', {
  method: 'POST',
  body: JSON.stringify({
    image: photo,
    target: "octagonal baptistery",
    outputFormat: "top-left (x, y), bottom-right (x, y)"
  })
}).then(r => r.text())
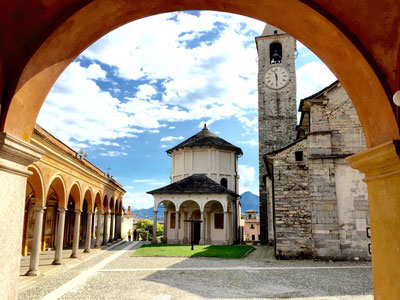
top-left (148, 125), bottom-right (243, 245)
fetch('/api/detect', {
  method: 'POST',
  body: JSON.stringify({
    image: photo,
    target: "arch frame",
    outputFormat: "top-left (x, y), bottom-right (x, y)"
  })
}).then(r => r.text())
top-left (2, 0), bottom-right (398, 148)
top-left (46, 173), bottom-right (67, 209)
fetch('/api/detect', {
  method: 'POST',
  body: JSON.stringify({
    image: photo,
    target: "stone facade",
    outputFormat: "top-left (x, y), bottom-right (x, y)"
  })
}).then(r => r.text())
top-left (266, 81), bottom-right (370, 260)
top-left (256, 24), bottom-right (298, 244)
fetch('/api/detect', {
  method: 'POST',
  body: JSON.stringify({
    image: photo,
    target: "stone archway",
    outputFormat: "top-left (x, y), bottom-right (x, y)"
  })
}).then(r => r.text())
top-left (1, 2), bottom-right (399, 148)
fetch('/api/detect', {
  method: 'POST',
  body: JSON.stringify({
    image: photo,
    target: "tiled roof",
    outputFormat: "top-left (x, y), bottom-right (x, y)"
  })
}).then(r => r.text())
top-left (166, 125), bottom-right (243, 155)
top-left (147, 174), bottom-right (239, 197)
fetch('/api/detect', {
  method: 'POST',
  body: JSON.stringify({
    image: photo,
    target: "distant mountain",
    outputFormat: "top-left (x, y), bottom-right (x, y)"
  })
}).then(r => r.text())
top-left (132, 191), bottom-right (259, 220)
top-left (240, 191), bottom-right (259, 213)
top-left (132, 206), bottom-right (164, 221)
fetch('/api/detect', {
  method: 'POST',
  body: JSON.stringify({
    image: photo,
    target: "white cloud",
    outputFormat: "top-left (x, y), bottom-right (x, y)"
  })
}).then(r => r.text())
top-left (136, 84), bottom-right (157, 99)
top-left (123, 191), bottom-right (154, 210)
top-left (149, 129), bottom-right (160, 134)
top-left (168, 126), bottom-right (176, 129)
top-left (239, 165), bottom-right (257, 194)
top-left (161, 144), bottom-right (168, 148)
top-left (37, 62), bottom-right (138, 147)
top-left (133, 179), bottom-right (168, 186)
top-left (296, 61), bottom-right (336, 100)
top-left (100, 151), bottom-right (128, 157)
top-left (160, 136), bottom-right (184, 142)
top-left (238, 139), bottom-right (258, 147)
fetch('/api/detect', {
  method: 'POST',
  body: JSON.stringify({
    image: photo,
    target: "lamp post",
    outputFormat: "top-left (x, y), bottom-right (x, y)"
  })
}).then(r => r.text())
top-left (184, 219), bottom-right (202, 250)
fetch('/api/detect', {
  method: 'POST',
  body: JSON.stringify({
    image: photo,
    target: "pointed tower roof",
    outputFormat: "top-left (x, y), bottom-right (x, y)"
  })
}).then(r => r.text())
top-left (261, 24), bottom-right (285, 36)
top-left (166, 124), bottom-right (243, 155)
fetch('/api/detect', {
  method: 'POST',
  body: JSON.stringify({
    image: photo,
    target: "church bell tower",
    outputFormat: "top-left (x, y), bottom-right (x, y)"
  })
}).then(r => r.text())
top-left (256, 24), bottom-right (297, 244)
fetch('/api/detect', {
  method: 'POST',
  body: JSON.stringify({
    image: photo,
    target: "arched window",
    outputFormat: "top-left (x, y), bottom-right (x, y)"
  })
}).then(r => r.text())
top-left (220, 178), bottom-right (228, 189)
top-left (270, 42), bottom-right (282, 64)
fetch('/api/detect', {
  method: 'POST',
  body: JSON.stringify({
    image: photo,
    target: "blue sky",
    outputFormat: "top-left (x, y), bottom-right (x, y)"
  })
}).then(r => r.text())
top-left (37, 11), bottom-right (336, 209)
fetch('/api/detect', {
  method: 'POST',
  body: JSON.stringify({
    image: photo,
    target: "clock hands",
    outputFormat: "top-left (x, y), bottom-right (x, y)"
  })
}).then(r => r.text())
top-left (273, 70), bottom-right (278, 87)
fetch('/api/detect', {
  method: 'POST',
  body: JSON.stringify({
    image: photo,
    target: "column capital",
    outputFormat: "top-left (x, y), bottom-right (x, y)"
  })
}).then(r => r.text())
top-left (87, 211), bottom-right (93, 215)
top-left (57, 208), bottom-right (67, 213)
top-left (347, 140), bottom-right (400, 181)
top-left (0, 132), bottom-right (44, 177)
top-left (74, 209), bottom-right (82, 214)
top-left (32, 206), bottom-right (45, 213)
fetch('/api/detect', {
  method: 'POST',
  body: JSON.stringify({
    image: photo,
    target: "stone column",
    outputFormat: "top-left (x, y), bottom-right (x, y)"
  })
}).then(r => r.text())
top-left (207, 212), bottom-right (211, 244)
top-left (84, 211), bottom-right (93, 253)
top-left (175, 212), bottom-right (180, 243)
top-left (95, 213), bottom-right (102, 248)
top-left (229, 212), bottom-right (233, 244)
top-left (26, 206), bottom-right (45, 276)
top-left (109, 213), bottom-right (115, 242)
top-left (70, 210), bottom-right (81, 258)
top-left (199, 210), bottom-right (205, 244)
top-left (0, 133), bottom-right (43, 299)
top-left (183, 211), bottom-right (188, 244)
top-left (347, 140), bottom-right (400, 299)
top-left (224, 211), bottom-right (229, 244)
top-left (114, 214), bottom-right (119, 240)
top-left (163, 209), bottom-right (168, 243)
top-left (53, 208), bottom-right (66, 265)
top-left (103, 213), bottom-right (109, 245)
top-left (152, 210), bottom-right (158, 244)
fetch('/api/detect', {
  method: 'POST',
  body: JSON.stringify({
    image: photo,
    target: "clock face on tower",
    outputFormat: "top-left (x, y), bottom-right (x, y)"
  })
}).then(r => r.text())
top-left (265, 66), bottom-right (289, 90)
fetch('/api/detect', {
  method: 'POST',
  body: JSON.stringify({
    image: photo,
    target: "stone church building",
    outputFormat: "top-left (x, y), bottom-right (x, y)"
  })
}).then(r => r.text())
top-left (148, 125), bottom-right (242, 245)
top-left (257, 25), bottom-right (370, 259)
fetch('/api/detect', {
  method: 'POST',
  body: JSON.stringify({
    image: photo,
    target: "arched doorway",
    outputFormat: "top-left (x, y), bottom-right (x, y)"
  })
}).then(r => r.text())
top-left (179, 200), bottom-right (201, 245)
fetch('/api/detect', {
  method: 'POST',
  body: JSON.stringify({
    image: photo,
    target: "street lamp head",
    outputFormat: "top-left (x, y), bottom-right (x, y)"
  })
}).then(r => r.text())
top-left (393, 90), bottom-right (400, 106)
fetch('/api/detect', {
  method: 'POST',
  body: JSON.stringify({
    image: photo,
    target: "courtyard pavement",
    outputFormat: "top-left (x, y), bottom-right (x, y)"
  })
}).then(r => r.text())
top-left (19, 243), bottom-right (373, 300)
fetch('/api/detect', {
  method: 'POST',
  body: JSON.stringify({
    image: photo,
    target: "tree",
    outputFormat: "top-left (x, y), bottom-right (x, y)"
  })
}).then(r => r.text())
top-left (136, 219), bottom-right (163, 240)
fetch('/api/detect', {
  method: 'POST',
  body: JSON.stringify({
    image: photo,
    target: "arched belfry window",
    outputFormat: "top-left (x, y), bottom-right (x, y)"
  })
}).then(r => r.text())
top-left (220, 178), bottom-right (228, 189)
top-left (270, 42), bottom-right (282, 64)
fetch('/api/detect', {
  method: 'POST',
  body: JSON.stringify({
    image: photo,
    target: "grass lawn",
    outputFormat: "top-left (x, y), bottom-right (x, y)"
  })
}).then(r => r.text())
top-left (132, 244), bottom-right (254, 258)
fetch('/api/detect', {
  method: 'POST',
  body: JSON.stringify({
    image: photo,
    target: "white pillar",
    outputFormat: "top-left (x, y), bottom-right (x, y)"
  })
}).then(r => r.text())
top-left (0, 133), bottom-right (43, 299)
top-left (199, 210), bottom-right (205, 244)
top-left (84, 211), bottom-right (93, 253)
top-left (224, 211), bottom-right (229, 244)
top-left (175, 212), bottom-right (180, 243)
top-left (183, 211), bottom-right (188, 244)
top-left (152, 210), bottom-right (158, 244)
top-left (70, 210), bottom-right (81, 258)
top-left (163, 209), bottom-right (168, 243)
top-left (109, 213), bottom-right (115, 242)
top-left (229, 212), bottom-right (233, 244)
top-left (103, 213), bottom-right (109, 245)
top-left (95, 213), bottom-right (102, 248)
top-left (26, 206), bottom-right (45, 276)
top-left (53, 208), bottom-right (66, 265)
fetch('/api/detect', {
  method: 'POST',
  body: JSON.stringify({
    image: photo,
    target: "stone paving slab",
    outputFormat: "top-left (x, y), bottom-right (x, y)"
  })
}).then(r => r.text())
top-left (19, 244), bottom-right (373, 300)
top-left (19, 239), bottom-right (125, 292)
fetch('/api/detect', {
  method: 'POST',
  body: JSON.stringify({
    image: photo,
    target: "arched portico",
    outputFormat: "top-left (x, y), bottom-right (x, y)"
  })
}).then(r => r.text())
top-left (82, 188), bottom-right (94, 253)
top-left (23, 166), bottom-right (45, 276)
top-left (102, 195), bottom-right (110, 245)
top-left (66, 183), bottom-right (82, 258)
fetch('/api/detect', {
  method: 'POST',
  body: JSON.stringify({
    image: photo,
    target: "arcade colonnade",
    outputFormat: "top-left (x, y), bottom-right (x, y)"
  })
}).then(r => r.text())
top-left (153, 195), bottom-right (237, 245)
top-left (22, 125), bottom-right (125, 276)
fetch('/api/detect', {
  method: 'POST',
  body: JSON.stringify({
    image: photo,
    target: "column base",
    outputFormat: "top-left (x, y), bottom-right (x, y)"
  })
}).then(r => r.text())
top-left (70, 254), bottom-right (78, 258)
top-left (52, 260), bottom-right (62, 265)
top-left (26, 270), bottom-right (40, 276)
top-left (83, 249), bottom-right (90, 253)
top-left (199, 239), bottom-right (205, 244)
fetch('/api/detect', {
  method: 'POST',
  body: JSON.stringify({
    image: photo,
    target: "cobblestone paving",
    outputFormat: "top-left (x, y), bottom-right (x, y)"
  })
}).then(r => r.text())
top-left (19, 244), bottom-right (373, 300)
